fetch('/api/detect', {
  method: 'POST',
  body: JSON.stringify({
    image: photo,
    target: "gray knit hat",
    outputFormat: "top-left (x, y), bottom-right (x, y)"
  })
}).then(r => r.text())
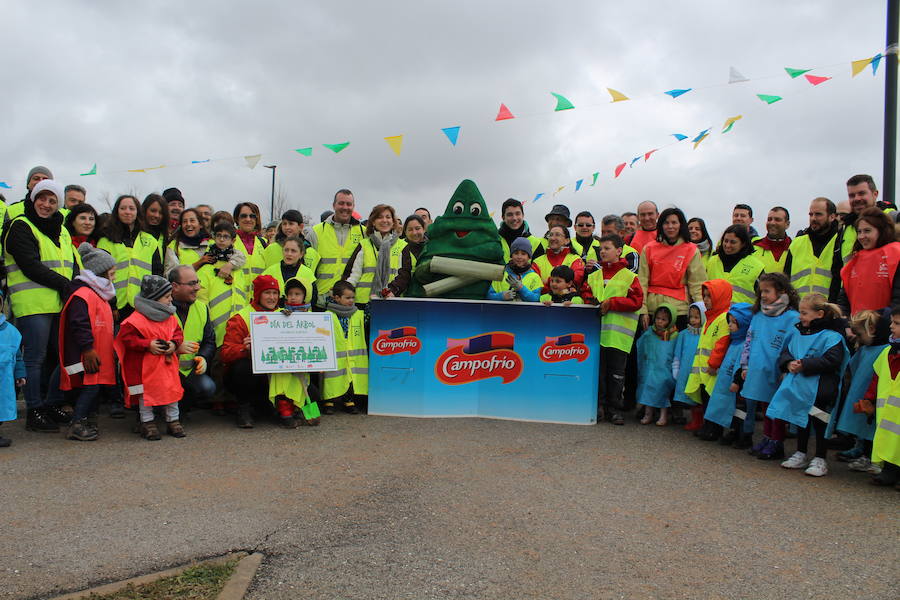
top-left (139, 274), bottom-right (172, 300)
top-left (77, 243), bottom-right (115, 276)
top-left (510, 237), bottom-right (533, 258)
top-left (26, 165), bottom-right (53, 185)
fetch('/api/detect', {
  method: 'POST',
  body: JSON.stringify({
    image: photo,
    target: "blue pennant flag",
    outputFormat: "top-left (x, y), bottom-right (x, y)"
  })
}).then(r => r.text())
top-left (691, 129), bottom-right (710, 143)
top-left (532, 193), bottom-right (544, 203)
top-left (441, 126), bottom-right (461, 146)
top-left (664, 88), bottom-right (692, 98)
top-left (672, 133), bottom-right (688, 141)
top-left (575, 179), bottom-right (583, 191)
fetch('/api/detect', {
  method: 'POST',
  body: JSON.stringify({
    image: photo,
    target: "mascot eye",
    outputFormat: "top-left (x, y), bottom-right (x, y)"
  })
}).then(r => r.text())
top-left (452, 201), bottom-right (464, 215)
top-left (469, 204), bottom-right (481, 216)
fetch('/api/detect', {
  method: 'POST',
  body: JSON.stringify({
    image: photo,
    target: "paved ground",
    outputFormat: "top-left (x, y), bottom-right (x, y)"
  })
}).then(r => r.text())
top-left (2, 409), bottom-right (897, 600)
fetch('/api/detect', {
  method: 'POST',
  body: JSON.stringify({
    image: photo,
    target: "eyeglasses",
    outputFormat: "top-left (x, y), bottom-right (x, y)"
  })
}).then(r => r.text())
top-left (214, 233), bottom-right (233, 240)
top-left (575, 222), bottom-right (593, 227)
top-left (239, 213), bottom-right (256, 219)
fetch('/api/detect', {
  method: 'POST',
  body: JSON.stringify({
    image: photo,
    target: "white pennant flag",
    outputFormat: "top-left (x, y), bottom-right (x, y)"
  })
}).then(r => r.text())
top-left (729, 66), bottom-right (749, 84)
top-left (244, 154), bottom-right (262, 169)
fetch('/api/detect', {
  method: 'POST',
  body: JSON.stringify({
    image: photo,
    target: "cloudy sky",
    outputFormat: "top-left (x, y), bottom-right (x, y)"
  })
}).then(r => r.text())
top-left (1, 1), bottom-right (895, 237)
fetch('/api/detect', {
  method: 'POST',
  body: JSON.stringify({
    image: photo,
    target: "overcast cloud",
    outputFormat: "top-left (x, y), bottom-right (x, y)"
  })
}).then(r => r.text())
top-left (0, 0), bottom-right (895, 237)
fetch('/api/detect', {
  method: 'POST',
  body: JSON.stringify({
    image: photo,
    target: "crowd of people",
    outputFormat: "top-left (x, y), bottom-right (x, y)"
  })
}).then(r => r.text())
top-left (0, 165), bottom-right (898, 490)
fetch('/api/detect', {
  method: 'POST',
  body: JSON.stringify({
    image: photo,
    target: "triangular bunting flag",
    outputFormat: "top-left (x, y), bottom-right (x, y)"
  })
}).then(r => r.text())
top-left (191, 159), bottom-right (211, 164)
top-left (532, 193), bottom-right (544, 203)
top-left (441, 126), bottom-right (460, 146)
top-left (672, 133), bottom-right (688, 141)
top-left (804, 74), bottom-right (831, 86)
top-left (294, 147), bottom-right (313, 156)
top-left (729, 66), bottom-right (749, 83)
top-left (590, 172), bottom-right (599, 186)
top-left (851, 57), bottom-right (872, 77)
top-left (575, 179), bottom-right (583, 191)
top-left (244, 154), bottom-right (262, 169)
top-left (614, 163), bottom-right (627, 178)
top-left (693, 133), bottom-right (709, 149)
top-left (630, 157), bottom-right (640, 167)
top-left (644, 149), bottom-right (658, 161)
top-left (79, 163), bottom-right (97, 176)
top-left (871, 53), bottom-right (883, 75)
top-left (784, 67), bottom-right (810, 78)
top-left (0, 182), bottom-right (11, 189)
top-left (607, 88), bottom-right (629, 102)
top-left (553, 186), bottom-right (565, 196)
top-left (127, 168), bottom-right (146, 173)
top-left (384, 135), bottom-right (403, 156)
top-left (722, 115), bottom-right (742, 133)
top-left (323, 142), bottom-right (350, 153)
top-left (551, 92), bottom-right (575, 111)
top-left (756, 94), bottom-right (782, 104)
top-left (495, 103), bottom-right (515, 121)
top-left (664, 88), bottom-right (692, 98)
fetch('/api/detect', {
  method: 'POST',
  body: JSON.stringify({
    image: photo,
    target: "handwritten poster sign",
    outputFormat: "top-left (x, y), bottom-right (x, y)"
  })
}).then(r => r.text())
top-left (249, 311), bottom-right (338, 374)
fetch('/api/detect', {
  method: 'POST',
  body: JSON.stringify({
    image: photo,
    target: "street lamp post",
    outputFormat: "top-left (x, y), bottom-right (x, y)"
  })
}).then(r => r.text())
top-left (263, 164), bottom-right (277, 222)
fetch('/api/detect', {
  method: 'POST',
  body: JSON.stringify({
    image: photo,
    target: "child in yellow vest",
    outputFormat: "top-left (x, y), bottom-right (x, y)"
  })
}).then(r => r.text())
top-left (540, 265), bottom-right (584, 306)
top-left (323, 280), bottom-right (368, 415)
top-left (860, 306), bottom-right (900, 487)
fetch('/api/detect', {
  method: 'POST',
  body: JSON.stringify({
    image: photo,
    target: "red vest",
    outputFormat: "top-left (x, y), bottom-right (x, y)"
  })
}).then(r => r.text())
top-left (644, 241), bottom-right (698, 301)
top-left (114, 312), bottom-right (183, 407)
top-left (840, 242), bottom-right (900, 316)
top-left (629, 229), bottom-right (657, 254)
top-left (58, 286), bottom-right (117, 390)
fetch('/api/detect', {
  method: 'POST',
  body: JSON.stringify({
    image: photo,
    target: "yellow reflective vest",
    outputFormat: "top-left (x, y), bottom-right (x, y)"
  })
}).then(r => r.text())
top-left (788, 233), bottom-right (838, 298)
top-left (752, 241), bottom-right (790, 274)
top-left (323, 309), bottom-right (367, 400)
top-left (233, 234), bottom-right (267, 292)
top-left (872, 347), bottom-right (900, 467)
top-left (586, 268), bottom-right (640, 353)
top-left (705, 254), bottom-right (764, 304)
top-left (388, 238), bottom-right (408, 281)
top-left (97, 232), bottom-right (159, 309)
top-left (261, 262), bottom-right (316, 301)
top-left (532, 252), bottom-right (578, 285)
top-left (262, 239), bottom-right (321, 274)
top-left (3, 217), bottom-right (76, 318)
top-left (176, 300), bottom-right (209, 376)
top-left (197, 261), bottom-right (247, 345)
top-left (684, 312), bottom-right (729, 403)
top-left (313, 221), bottom-right (365, 297)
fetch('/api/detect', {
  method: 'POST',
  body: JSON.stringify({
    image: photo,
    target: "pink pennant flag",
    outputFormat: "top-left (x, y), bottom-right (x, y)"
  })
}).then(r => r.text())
top-left (644, 149), bottom-right (658, 161)
top-left (804, 74), bottom-right (831, 86)
top-left (614, 163), bottom-right (627, 178)
top-left (495, 103), bottom-right (515, 121)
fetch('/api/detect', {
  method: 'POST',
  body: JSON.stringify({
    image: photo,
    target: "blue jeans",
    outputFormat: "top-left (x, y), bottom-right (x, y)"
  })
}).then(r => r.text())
top-left (180, 372), bottom-right (216, 407)
top-left (17, 313), bottom-right (62, 410)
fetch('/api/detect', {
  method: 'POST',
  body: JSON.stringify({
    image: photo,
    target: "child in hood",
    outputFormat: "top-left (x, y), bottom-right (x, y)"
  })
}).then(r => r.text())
top-left (700, 303), bottom-right (753, 443)
top-left (486, 237), bottom-right (542, 302)
top-left (59, 243), bottom-right (118, 441)
top-left (636, 304), bottom-right (678, 426)
top-left (114, 275), bottom-right (186, 441)
top-left (672, 303), bottom-right (705, 409)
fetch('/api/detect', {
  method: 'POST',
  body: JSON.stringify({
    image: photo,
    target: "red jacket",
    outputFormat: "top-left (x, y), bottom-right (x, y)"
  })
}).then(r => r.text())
top-left (629, 229), bottom-right (657, 254)
top-left (581, 259), bottom-right (643, 312)
top-left (220, 302), bottom-right (268, 366)
top-left (702, 279), bottom-right (733, 370)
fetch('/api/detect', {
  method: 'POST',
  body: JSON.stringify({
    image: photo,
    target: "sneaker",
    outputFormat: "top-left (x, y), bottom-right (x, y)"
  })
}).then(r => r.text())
top-left (837, 446), bottom-right (864, 462)
top-left (67, 418), bottom-right (99, 441)
top-left (748, 436), bottom-right (770, 456)
top-left (610, 413), bottom-right (625, 426)
top-left (804, 457), bottom-right (828, 477)
top-left (781, 451), bottom-right (809, 469)
top-left (140, 422), bottom-right (161, 441)
top-left (757, 439), bottom-right (785, 461)
top-left (848, 457), bottom-right (882, 474)
top-left (25, 409), bottom-right (60, 433)
top-left (322, 402), bottom-right (335, 415)
top-left (44, 405), bottom-right (71, 424)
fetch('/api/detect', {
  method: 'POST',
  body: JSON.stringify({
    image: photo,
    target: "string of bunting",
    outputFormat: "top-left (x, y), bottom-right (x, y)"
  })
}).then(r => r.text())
top-left (0, 48), bottom-right (892, 192)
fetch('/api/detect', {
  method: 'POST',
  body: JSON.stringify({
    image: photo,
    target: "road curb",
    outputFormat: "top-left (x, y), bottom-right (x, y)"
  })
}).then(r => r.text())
top-left (216, 552), bottom-right (264, 600)
top-left (50, 552), bottom-right (247, 600)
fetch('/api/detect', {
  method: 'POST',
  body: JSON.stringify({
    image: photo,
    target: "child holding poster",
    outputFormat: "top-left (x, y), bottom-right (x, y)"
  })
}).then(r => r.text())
top-left (323, 281), bottom-right (368, 415)
top-left (272, 278), bottom-right (321, 427)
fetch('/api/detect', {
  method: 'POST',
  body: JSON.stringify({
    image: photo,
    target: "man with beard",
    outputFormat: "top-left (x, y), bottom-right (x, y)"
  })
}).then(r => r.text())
top-left (752, 207), bottom-right (791, 274)
top-left (784, 197), bottom-right (842, 302)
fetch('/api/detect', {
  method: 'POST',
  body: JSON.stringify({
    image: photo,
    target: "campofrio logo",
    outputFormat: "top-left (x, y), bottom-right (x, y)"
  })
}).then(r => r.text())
top-left (372, 326), bottom-right (421, 356)
top-left (253, 315), bottom-right (269, 325)
top-left (435, 331), bottom-right (523, 385)
top-left (539, 333), bottom-right (589, 363)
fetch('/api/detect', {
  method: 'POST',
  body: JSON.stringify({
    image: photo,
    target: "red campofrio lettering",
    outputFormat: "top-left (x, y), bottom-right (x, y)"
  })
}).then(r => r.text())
top-left (435, 331), bottom-right (523, 385)
top-left (371, 326), bottom-right (421, 356)
top-left (538, 333), bottom-right (590, 363)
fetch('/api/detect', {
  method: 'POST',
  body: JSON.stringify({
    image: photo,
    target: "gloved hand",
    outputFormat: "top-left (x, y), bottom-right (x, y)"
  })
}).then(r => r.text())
top-left (194, 356), bottom-right (207, 375)
top-left (502, 290), bottom-right (516, 301)
top-left (82, 349), bottom-right (101, 374)
top-left (506, 275), bottom-right (524, 291)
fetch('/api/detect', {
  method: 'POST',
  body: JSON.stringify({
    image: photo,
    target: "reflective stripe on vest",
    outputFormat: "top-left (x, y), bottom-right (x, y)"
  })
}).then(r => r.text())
top-left (705, 254), bottom-right (764, 304)
top-left (354, 239), bottom-right (379, 304)
top-left (684, 312), bottom-right (728, 402)
top-left (199, 263), bottom-right (245, 346)
top-left (323, 310), bottom-right (368, 399)
top-left (176, 301), bottom-right (209, 376)
top-left (3, 216), bottom-right (75, 317)
top-left (788, 233), bottom-right (838, 299)
top-left (586, 267), bottom-right (640, 353)
top-left (97, 232), bottom-right (159, 309)
top-left (872, 347), bottom-right (900, 465)
top-left (233, 234), bottom-right (267, 293)
top-left (313, 222), bottom-right (365, 295)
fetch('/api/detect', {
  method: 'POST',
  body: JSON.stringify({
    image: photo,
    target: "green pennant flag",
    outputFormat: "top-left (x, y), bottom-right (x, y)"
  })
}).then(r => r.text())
top-left (590, 172), bottom-right (599, 186)
top-left (784, 67), bottom-right (811, 79)
top-left (551, 92), bottom-right (575, 111)
top-left (295, 147), bottom-right (312, 156)
top-left (79, 163), bottom-right (97, 176)
top-left (323, 142), bottom-right (350, 153)
top-left (757, 94), bottom-right (782, 105)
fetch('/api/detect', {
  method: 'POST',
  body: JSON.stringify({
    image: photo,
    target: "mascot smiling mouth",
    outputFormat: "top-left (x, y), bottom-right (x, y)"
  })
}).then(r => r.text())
top-left (455, 231), bottom-right (470, 238)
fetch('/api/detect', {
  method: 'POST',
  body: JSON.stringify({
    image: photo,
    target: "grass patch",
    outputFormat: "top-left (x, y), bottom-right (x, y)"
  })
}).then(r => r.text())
top-left (86, 560), bottom-right (238, 600)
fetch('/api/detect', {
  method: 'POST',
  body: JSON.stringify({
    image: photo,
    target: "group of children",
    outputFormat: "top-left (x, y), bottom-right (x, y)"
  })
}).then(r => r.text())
top-left (631, 271), bottom-right (899, 486)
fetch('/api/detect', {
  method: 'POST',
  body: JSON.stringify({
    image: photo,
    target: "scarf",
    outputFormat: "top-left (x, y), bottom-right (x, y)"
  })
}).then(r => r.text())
top-left (327, 300), bottom-right (358, 336)
top-left (761, 293), bottom-right (791, 317)
top-left (75, 269), bottom-right (116, 301)
top-left (695, 239), bottom-right (711, 255)
top-left (372, 232), bottom-right (398, 293)
top-left (548, 291), bottom-right (578, 303)
top-left (178, 230), bottom-right (206, 247)
top-left (24, 200), bottom-right (63, 242)
top-left (754, 235), bottom-right (792, 261)
top-left (507, 261), bottom-right (532, 276)
top-left (718, 247), bottom-right (751, 272)
top-left (71, 235), bottom-right (91, 248)
top-left (498, 222), bottom-right (533, 247)
top-left (134, 295), bottom-right (176, 322)
top-left (236, 230), bottom-right (258, 254)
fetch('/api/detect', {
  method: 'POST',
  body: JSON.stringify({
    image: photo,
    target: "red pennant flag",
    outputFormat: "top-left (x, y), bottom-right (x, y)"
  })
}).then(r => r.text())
top-left (614, 163), bottom-right (627, 178)
top-left (495, 103), bottom-right (515, 121)
top-left (804, 74), bottom-right (831, 86)
top-left (644, 149), bottom-right (658, 161)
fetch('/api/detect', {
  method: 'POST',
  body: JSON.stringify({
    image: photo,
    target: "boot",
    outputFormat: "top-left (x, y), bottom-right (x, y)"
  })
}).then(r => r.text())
top-left (236, 405), bottom-right (254, 429)
top-left (26, 409), bottom-right (60, 433)
top-left (140, 421), bottom-right (161, 441)
top-left (698, 421), bottom-right (722, 441)
top-left (67, 418), bottom-right (99, 441)
top-left (166, 420), bottom-right (186, 438)
top-left (44, 405), bottom-right (72, 424)
top-left (732, 432), bottom-right (754, 450)
top-left (108, 402), bottom-right (125, 419)
top-left (684, 406), bottom-right (704, 431)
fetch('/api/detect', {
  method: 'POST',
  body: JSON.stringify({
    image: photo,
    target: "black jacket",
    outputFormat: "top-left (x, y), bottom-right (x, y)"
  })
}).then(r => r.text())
top-left (778, 317), bottom-right (845, 411)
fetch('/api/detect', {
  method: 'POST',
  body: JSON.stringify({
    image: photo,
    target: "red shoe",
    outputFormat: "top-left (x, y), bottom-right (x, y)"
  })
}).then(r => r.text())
top-left (683, 406), bottom-right (704, 431)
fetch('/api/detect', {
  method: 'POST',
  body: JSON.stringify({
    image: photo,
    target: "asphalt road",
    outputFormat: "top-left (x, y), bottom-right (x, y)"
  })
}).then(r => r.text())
top-left (2, 409), bottom-right (897, 600)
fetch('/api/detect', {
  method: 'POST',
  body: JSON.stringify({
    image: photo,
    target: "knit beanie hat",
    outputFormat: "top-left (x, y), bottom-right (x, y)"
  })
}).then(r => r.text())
top-left (510, 237), bottom-right (533, 258)
top-left (162, 187), bottom-right (185, 206)
top-left (281, 209), bottom-right (303, 224)
top-left (252, 274), bottom-right (280, 305)
top-left (139, 274), bottom-right (172, 300)
top-left (30, 179), bottom-right (65, 204)
top-left (78, 243), bottom-right (115, 276)
top-left (284, 277), bottom-right (310, 299)
top-left (26, 166), bottom-right (53, 185)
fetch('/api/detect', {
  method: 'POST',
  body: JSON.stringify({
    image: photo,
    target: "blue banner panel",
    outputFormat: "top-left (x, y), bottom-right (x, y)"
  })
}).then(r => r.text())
top-left (369, 298), bottom-right (599, 424)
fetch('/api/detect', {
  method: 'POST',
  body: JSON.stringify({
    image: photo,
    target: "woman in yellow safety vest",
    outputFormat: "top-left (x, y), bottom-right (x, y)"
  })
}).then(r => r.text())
top-left (262, 209), bottom-right (321, 275)
top-left (2, 179), bottom-right (78, 433)
top-left (705, 224), bottom-right (765, 305)
top-left (531, 225), bottom-right (585, 289)
top-left (341, 203), bottom-right (396, 307)
top-left (96, 195), bottom-right (163, 320)
top-left (688, 217), bottom-right (714, 270)
top-left (385, 215), bottom-right (427, 297)
top-left (261, 236), bottom-right (316, 304)
top-left (232, 202), bottom-right (268, 292)
top-left (141, 193), bottom-right (170, 267)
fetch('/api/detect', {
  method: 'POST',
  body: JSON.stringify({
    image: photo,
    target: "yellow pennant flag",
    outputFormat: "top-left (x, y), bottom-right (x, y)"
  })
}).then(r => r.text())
top-left (607, 88), bottom-right (629, 102)
top-left (384, 135), bottom-right (404, 156)
top-left (693, 133), bottom-right (709, 149)
top-left (553, 185), bottom-right (565, 196)
top-left (722, 115), bottom-right (742, 133)
top-left (851, 57), bottom-right (872, 77)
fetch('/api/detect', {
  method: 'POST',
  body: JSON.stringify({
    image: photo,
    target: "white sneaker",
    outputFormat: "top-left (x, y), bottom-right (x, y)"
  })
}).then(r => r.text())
top-left (804, 457), bottom-right (828, 477)
top-left (781, 451), bottom-right (809, 469)
top-left (848, 457), bottom-right (872, 472)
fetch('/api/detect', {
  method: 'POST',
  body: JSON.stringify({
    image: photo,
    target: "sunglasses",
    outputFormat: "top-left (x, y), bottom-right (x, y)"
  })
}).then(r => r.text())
top-left (239, 213), bottom-right (256, 219)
